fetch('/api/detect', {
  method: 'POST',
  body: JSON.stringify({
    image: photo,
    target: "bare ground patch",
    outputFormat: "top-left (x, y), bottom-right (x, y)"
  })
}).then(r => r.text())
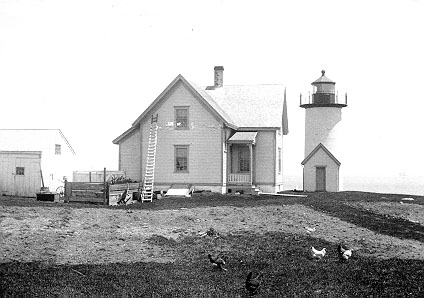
top-left (1, 203), bottom-right (424, 265)
top-left (346, 201), bottom-right (424, 225)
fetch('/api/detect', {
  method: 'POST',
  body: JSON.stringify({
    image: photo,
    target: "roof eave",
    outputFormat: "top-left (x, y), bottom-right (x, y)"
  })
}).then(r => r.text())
top-left (58, 129), bottom-right (76, 155)
top-left (113, 126), bottom-right (138, 144)
top-left (131, 74), bottom-right (185, 127)
top-left (237, 126), bottom-right (280, 131)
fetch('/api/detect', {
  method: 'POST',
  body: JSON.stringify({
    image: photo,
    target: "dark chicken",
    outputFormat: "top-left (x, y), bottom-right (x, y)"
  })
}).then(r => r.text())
top-left (208, 254), bottom-right (228, 271)
top-left (245, 271), bottom-right (263, 296)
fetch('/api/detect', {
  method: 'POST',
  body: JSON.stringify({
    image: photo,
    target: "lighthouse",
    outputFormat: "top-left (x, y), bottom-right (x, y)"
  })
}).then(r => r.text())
top-left (300, 70), bottom-right (347, 192)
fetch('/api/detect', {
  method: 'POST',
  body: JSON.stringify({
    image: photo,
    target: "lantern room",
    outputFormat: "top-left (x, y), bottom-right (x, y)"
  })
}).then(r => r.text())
top-left (312, 70), bottom-right (336, 104)
top-left (300, 70), bottom-right (347, 108)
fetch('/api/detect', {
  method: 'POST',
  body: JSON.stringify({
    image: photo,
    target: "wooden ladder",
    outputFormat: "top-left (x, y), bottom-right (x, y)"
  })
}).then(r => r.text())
top-left (142, 114), bottom-right (158, 202)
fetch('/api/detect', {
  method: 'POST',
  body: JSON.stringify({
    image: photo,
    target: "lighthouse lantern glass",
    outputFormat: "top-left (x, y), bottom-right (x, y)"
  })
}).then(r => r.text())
top-left (314, 83), bottom-right (335, 94)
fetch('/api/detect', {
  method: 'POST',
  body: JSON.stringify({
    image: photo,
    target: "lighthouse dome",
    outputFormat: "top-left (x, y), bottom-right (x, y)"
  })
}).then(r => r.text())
top-left (312, 70), bottom-right (335, 85)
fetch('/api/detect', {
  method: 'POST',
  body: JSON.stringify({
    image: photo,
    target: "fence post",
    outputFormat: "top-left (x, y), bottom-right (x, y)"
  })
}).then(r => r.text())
top-left (64, 179), bottom-right (70, 203)
top-left (103, 167), bottom-right (107, 205)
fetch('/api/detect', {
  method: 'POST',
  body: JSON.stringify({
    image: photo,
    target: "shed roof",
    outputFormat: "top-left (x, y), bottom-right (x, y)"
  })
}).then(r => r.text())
top-left (227, 132), bottom-right (257, 144)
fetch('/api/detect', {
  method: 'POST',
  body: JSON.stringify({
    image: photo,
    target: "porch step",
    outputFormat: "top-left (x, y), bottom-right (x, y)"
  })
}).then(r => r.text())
top-left (227, 185), bottom-right (262, 196)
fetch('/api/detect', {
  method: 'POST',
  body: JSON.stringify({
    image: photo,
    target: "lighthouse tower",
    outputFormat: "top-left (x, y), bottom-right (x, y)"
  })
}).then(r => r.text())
top-left (300, 70), bottom-right (347, 192)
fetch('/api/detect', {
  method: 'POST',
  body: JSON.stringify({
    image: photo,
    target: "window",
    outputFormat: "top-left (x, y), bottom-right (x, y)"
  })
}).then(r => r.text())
top-left (175, 107), bottom-right (189, 129)
top-left (55, 144), bottom-right (61, 155)
top-left (175, 145), bottom-right (189, 172)
top-left (278, 147), bottom-right (282, 174)
top-left (16, 167), bottom-right (25, 176)
top-left (239, 147), bottom-right (250, 172)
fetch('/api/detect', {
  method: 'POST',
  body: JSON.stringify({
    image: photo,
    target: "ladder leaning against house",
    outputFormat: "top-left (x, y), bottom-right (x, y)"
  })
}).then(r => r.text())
top-left (141, 114), bottom-right (158, 202)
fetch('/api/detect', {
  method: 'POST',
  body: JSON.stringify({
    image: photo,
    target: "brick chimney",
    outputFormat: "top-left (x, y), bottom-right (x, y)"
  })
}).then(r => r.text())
top-left (214, 66), bottom-right (224, 88)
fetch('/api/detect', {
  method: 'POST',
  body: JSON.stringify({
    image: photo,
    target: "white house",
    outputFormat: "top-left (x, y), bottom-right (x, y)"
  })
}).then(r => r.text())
top-left (0, 129), bottom-right (76, 197)
top-left (113, 66), bottom-right (289, 195)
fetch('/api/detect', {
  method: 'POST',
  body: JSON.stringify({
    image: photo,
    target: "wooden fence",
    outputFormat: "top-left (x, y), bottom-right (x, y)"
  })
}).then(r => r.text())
top-left (64, 181), bottom-right (142, 205)
top-left (73, 170), bottom-right (126, 183)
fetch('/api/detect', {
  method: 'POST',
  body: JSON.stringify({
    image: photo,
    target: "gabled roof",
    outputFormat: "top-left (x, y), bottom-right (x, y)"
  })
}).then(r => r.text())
top-left (301, 143), bottom-right (340, 166)
top-left (113, 74), bottom-right (287, 144)
top-left (0, 129), bottom-right (76, 154)
top-left (113, 74), bottom-right (237, 144)
top-left (131, 74), bottom-right (234, 128)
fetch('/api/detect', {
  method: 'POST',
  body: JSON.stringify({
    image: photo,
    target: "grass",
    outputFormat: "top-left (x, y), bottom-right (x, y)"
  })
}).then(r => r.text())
top-left (1, 191), bottom-right (424, 297)
top-left (1, 232), bottom-right (423, 297)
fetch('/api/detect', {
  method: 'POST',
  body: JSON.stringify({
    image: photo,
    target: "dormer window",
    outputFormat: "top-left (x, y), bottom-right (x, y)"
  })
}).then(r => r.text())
top-left (175, 107), bottom-right (189, 129)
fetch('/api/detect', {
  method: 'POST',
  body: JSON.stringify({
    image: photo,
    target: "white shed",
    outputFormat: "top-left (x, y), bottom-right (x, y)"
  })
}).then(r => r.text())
top-left (0, 129), bottom-right (76, 197)
top-left (0, 151), bottom-right (42, 197)
top-left (301, 143), bottom-right (341, 192)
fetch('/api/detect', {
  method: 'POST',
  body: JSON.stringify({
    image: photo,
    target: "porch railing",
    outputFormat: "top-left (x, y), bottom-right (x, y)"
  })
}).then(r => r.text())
top-left (228, 173), bottom-right (251, 184)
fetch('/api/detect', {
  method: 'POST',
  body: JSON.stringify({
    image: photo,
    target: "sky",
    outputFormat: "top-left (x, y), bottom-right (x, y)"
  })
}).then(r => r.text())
top-left (1, 0), bottom-right (423, 194)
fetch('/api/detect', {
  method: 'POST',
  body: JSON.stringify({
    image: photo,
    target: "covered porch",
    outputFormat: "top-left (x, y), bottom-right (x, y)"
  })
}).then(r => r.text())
top-left (226, 132), bottom-right (256, 186)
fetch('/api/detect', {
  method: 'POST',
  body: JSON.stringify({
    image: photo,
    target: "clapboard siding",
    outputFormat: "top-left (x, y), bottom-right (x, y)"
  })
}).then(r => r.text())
top-left (276, 130), bottom-right (283, 187)
top-left (119, 128), bottom-right (141, 181)
top-left (140, 81), bottom-right (223, 186)
top-left (254, 131), bottom-right (276, 185)
top-left (114, 75), bottom-right (286, 194)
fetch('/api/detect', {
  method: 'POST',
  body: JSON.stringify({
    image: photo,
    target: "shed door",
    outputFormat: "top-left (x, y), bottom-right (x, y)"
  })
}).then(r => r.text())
top-left (316, 167), bottom-right (326, 191)
top-left (0, 153), bottom-right (41, 197)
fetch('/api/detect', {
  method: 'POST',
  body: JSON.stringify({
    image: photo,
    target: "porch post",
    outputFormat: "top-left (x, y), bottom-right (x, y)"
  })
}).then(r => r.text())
top-left (227, 144), bottom-right (232, 183)
top-left (249, 144), bottom-right (253, 186)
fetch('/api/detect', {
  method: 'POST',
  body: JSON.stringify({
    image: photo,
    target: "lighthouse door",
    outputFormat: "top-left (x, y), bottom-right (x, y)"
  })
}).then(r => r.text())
top-left (316, 167), bottom-right (326, 191)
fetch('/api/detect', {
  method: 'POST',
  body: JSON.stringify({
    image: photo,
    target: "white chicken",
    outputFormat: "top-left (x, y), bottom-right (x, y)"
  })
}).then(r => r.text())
top-left (337, 244), bottom-right (353, 262)
top-left (304, 226), bottom-right (316, 233)
top-left (310, 246), bottom-right (326, 259)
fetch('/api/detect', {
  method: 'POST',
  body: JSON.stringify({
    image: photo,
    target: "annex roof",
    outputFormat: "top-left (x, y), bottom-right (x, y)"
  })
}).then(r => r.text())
top-left (301, 143), bottom-right (340, 166)
top-left (204, 84), bottom-right (285, 128)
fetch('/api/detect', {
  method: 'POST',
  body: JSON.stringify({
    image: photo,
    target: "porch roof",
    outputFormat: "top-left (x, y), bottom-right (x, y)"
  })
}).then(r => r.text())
top-left (227, 132), bottom-right (257, 145)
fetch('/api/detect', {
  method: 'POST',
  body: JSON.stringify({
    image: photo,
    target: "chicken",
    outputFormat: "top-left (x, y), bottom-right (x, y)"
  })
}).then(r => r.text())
top-left (304, 226), bottom-right (316, 233)
top-left (310, 246), bottom-right (326, 259)
top-left (245, 271), bottom-right (263, 296)
top-left (337, 243), bottom-right (353, 262)
top-left (208, 254), bottom-right (228, 271)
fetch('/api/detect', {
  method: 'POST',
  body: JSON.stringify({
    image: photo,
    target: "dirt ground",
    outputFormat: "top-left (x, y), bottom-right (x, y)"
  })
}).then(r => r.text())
top-left (1, 202), bottom-right (424, 265)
